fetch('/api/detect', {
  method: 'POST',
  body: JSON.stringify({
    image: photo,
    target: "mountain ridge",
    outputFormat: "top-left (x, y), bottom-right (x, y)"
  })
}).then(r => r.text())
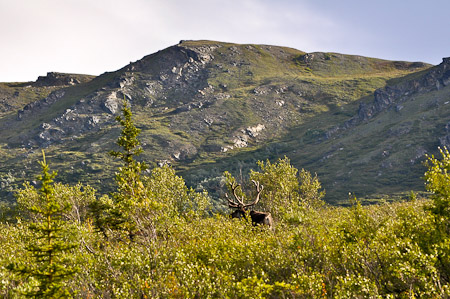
top-left (0, 40), bottom-right (447, 204)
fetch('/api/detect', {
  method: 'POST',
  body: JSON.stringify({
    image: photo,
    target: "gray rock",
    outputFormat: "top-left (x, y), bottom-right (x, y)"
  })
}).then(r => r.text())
top-left (34, 72), bottom-right (83, 87)
top-left (102, 92), bottom-right (120, 114)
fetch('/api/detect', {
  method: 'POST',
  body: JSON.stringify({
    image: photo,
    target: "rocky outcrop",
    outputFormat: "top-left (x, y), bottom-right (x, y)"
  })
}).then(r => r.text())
top-left (220, 124), bottom-right (266, 152)
top-left (15, 42), bottom-right (222, 148)
top-left (246, 124), bottom-right (265, 137)
top-left (358, 57), bottom-right (450, 121)
top-left (33, 72), bottom-right (91, 87)
top-left (101, 92), bottom-right (121, 114)
top-left (172, 143), bottom-right (198, 161)
top-left (326, 57), bottom-right (450, 139)
top-left (130, 43), bottom-right (217, 90)
top-left (173, 99), bottom-right (215, 114)
top-left (16, 42), bottom-right (224, 148)
top-left (17, 86), bottom-right (124, 147)
top-left (17, 90), bottom-right (66, 120)
top-left (30, 101), bottom-right (114, 148)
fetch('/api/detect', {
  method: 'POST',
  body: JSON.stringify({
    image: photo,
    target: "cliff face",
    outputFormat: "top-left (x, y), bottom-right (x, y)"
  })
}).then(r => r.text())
top-left (1, 40), bottom-right (448, 203)
top-left (323, 57), bottom-right (450, 139)
top-left (358, 57), bottom-right (450, 121)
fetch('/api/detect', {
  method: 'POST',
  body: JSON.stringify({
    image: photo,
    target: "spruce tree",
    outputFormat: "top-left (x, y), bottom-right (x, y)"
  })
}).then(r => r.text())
top-left (8, 151), bottom-right (78, 298)
top-left (108, 100), bottom-right (149, 239)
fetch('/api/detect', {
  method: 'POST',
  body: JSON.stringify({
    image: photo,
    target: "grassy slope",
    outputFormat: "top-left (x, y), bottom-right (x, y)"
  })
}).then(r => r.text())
top-left (169, 42), bottom-right (435, 203)
top-left (182, 81), bottom-right (450, 204)
top-left (0, 74), bottom-right (95, 119)
top-left (0, 41), bottom-right (436, 203)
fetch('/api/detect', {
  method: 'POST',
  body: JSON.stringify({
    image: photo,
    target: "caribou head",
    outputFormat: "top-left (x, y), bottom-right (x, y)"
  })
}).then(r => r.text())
top-left (226, 180), bottom-right (273, 229)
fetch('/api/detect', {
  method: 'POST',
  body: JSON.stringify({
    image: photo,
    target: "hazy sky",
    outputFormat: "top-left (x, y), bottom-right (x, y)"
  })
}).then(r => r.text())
top-left (1, 0), bottom-right (449, 82)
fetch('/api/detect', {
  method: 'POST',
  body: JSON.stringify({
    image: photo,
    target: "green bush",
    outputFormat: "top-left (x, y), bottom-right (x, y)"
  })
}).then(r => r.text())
top-left (250, 156), bottom-right (325, 221)
top-left (3, 138), bottom-right (450, 297)
top-left (424, 146), bottom-right (450, 286)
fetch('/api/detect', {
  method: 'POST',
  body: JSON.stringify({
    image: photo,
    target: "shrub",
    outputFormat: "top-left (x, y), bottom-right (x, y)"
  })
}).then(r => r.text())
top-left (250, 156), bottom-right (325, 221)
top-left (424, 146), bottom-right (450, 284)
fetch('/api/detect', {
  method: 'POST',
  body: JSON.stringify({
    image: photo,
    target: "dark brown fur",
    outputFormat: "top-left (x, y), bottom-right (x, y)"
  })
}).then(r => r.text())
top-left (230, 208), bottom-right (273, 229)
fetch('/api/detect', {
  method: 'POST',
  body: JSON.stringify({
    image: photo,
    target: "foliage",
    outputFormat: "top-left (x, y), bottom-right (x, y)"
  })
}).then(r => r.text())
top-left (110, 99), bottom-right (148, 230)
top-left (144, 164), bottom-right (211, 219)
top-left (109, 100), bottom-right (146, 168)
top-left (2, 192), bottom-right (450, 297)
top-left (298, 168), bottom-right (325, 209)
top-left (0, 172), bottom-right (16, 193)
top-left (91, 100), bottom-right (211, 242)
top-left (0, 41), bottom-right (435, 205)
top-left (249, 156), bottom-right (325, 220)
top-left (250, 157), bottom-right (299, 219)
top-left (7, 151), bottom-right (78, 298)
top-left (5, 195), bottom-right (450, 298)
top-left (2, 138), bottom-right (450, 297)
top-left (424, 146), bottom-right (450, 233)
top-left (424, 146), bottom-right (450, 284)
top-left (16, 182), bottom-right (97, 224)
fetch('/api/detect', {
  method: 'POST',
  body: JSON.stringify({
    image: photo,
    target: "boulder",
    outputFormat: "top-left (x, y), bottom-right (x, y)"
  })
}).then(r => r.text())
top-left (102, 92), bottom-right (120, 114)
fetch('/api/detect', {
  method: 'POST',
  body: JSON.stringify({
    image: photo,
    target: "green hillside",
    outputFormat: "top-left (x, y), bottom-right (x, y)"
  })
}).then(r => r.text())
top-left (1, 40), bottom-right (447, 204)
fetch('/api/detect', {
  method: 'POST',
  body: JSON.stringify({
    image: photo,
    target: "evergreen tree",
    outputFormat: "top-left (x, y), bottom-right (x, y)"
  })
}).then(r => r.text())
top-left (108, 100), bottom-right (150, 239)
top-left (8, 151), bottom-right (78, 298)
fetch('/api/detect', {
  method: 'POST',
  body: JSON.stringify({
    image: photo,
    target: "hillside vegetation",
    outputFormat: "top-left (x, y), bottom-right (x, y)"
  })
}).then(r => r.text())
top-left (1, 40), bottom-right (446, 204)
top-left (0, 105), bottom-right (449, 298)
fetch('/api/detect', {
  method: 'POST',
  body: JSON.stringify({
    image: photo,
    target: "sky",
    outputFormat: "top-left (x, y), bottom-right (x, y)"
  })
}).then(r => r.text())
top-left (1, 0), bottom-right (449, 82)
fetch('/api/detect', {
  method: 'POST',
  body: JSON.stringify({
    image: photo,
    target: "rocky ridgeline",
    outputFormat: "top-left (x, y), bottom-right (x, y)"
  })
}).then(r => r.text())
top-left (15, 42), bottom-right (222, 150)
top-left (33, 72), bottom-right (88, 87)
top-left (326, 57), bottom-right (450, 139)
top-left (17, 72), bottom-right (95, 121)
top-left (12, 43), bottom-right (324, 155)
top-left (127, 42), bottom-right (217, 94)
top-left (357, 57), bottom-right (450, 122)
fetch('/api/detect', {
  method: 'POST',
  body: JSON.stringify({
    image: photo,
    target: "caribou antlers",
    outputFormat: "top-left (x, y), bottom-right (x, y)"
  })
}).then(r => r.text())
top-left (226, 180), bottom-right (263, 208)
top-left (226, 180), bottom-right (273, 229)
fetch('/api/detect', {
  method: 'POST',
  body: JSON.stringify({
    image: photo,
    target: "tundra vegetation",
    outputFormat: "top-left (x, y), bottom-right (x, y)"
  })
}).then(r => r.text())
top-left (0, 102), bottom-right (449, 298)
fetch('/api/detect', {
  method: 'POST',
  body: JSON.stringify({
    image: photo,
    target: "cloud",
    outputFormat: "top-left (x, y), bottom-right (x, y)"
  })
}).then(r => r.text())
top-left (148, 0), bottom-right (341, 50)
top-left (2, 0), bottom-right (346, 81)
top-left (0, 0), bottom-right (448, 81)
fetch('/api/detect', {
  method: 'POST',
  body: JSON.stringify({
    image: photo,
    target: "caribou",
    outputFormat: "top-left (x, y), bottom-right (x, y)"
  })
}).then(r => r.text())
top-left (226, 180), bottom-right (273, 229)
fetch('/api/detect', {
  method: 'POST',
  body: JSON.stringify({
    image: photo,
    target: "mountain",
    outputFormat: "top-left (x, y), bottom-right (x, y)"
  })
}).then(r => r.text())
top-left (0, 40), bottom-right (448, 204)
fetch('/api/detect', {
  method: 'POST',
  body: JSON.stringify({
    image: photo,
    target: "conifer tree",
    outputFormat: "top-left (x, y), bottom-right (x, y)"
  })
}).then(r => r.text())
top-left (108, 100), bottom-right (149, 239)
top-left (8, 151), bottom-right (78, 298)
